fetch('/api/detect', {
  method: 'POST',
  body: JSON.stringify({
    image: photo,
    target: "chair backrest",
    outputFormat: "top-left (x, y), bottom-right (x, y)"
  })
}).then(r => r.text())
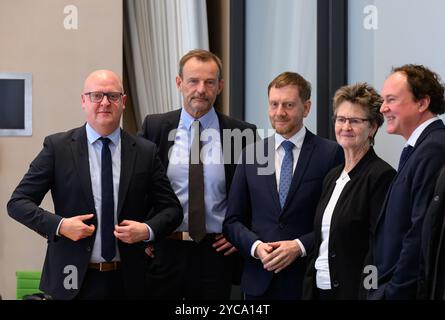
top-left (16, 270), bottom-right (42, 300)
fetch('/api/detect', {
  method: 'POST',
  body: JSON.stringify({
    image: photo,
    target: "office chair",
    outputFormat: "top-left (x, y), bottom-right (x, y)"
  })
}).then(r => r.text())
top-left (16, 270), bottom-right (43, 300)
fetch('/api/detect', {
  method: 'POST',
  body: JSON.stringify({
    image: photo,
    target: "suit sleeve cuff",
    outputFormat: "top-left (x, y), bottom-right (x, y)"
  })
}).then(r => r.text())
top-left (144, 223), bottom-right (155, 242)
top-left (55, 218), bottom-right (64, 237)
top-left (296, 239), bottom-right (306, 257)
top-left (251, 240), bottom-right (263, 259)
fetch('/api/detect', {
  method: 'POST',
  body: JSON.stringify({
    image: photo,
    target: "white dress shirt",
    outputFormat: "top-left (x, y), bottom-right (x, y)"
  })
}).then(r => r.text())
top-left (167, 107), bottom-right (227, 233)
top-left (315, 170), bottom-right (351, 289)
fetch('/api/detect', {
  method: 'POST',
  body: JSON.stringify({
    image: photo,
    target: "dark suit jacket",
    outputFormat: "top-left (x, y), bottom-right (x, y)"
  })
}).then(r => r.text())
top-left (371, 120), bottom-right (445, 300)
top-left (223, 130), bottom-right (344, 298)
top-left (418, 164), bottom-right (445, 299)
top-left (303, 148), bottom-right (396, 300)
top-left (138, 108), bottom-right (257, 284)
top-left (139, 108), bottom-right (257, 193)
top-left (7, 125), bottom-right (183, 299)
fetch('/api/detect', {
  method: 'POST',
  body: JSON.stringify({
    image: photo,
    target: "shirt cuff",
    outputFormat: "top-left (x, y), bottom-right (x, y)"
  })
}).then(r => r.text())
top-left (144, 223), bottom-right (155, 242)
top-left (296, 239), bottom-right (306, 257)
top-left (56, 218), bottom-right (64, 237)
top-left (250, 240), bottom-right (263, 259)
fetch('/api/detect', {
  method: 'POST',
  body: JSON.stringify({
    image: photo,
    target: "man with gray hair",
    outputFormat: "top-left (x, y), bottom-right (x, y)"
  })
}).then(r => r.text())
top-left (139, 49), bottom-right (256, 299)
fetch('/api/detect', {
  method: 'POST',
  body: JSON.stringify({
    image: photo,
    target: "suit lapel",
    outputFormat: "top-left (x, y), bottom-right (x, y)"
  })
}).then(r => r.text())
top-left (376, 145), bottom-right (411, 225)
top-left (117, 130), bottom-right (137, 218)
top-left (374, 181), bottom-right (393, 230)
top-left (71, 125), bottom-right (95, 212)
top-left (216, 112), bottom-right (232, 194)
top-left (281, 130), bottom-right (315, 212)
top-left (162, 110), bottom-right (181, 168)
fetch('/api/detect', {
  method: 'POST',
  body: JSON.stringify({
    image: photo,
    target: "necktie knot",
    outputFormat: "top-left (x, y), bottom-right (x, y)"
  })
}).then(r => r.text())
top-left (398, 145), bottom-right (414, 171)
top-left (190, 120), bottom-right (202, 165)
top-left (191, 120), bottom-right (201, 133)
top-left (99, 137), bottom-right (111, 146)
top-left (281, 140), bottom-right (294, 153)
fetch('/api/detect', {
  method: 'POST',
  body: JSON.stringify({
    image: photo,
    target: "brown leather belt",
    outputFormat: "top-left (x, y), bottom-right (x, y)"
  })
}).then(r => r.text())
top-left (88, 261), bottom-right (121, 272)
top-left (168, 231), bottom-right (193, 241)
top-left (167, 231), bottom-right (219, 242)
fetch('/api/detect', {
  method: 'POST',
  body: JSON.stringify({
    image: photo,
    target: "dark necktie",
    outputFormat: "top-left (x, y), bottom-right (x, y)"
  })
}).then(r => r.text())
top-left (188, 120), bottom-right (206, 242)
top-left (99, 137), bottom-right (115, 262)
top-left (279, 140), bottom-right (294, 208)
top-left (398, 145), bottom-right (414, 172)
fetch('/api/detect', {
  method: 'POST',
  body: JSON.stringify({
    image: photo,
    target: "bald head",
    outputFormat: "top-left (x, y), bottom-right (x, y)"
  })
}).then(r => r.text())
top-left (83, 70), bottom-right (123, 93)
top-left (81, 69), bottom-right (126, 136)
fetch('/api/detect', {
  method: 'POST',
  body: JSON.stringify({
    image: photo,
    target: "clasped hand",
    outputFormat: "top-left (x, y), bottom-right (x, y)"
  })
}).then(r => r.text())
top-left (255, 240), bottom-right (302, 274)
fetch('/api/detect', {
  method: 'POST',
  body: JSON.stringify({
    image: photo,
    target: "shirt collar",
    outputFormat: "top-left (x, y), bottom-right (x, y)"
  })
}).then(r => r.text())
top-left (180, 106), bottom-right (217, 130)
top-left (85, 123), bottom-right (121, 146)
top-left (406, 116), bottom-right (440, 147)
top-left (274, 126), bottom-right (306, 150)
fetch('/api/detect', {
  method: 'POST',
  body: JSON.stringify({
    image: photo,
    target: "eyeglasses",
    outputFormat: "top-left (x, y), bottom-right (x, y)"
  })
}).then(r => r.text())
top-left (333, 116), bottom-right (370, 127)
top-left (84, 92), bottom-right (123, 103)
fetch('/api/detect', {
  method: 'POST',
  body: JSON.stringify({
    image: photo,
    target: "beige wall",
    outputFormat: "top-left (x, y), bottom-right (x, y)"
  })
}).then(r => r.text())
top-left (0, 0), bottom-right (122, 299)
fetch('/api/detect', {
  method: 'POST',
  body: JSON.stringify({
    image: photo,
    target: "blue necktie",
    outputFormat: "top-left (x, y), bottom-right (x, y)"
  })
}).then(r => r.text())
top-left (99, 137), bottom-right (115, 262)
top-left (398, 145), bottom-right (414, 172)
top-left (279, 140), bottom-right (294, 208)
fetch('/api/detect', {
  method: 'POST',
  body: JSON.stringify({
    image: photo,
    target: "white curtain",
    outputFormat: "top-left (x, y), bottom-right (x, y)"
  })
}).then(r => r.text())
top-left (124, 0), bottom-right (209, 127)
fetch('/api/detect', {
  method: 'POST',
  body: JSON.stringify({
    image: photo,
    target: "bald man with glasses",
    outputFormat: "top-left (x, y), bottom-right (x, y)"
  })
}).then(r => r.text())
top-left (7, 70), bottom-right (182, 300)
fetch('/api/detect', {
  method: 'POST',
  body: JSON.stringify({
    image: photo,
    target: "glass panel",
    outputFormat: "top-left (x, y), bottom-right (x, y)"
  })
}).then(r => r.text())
top-left (348, 0), bottom-right (445, 168)
top-left (245, 0), bottom-right (317, 137)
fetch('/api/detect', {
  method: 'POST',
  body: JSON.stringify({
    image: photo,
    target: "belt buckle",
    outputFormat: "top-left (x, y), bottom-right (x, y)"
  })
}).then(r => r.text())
top-left (99, 261), bottom-right (118, 271)
top-left (181, 232), bottom-right (193, 241)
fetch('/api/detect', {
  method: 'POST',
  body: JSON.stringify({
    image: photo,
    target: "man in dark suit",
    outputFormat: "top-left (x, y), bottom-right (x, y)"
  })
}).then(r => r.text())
top-left (370, 64), bottom-right (445, 300)
top-left (139, 49), bottom-right (256, 299)
top-left (7, 70), bottom-right (183, 300)
top-left (419, 164), bottom-right (445, 299)
top-left (223, 71), bottom-right (344, 300)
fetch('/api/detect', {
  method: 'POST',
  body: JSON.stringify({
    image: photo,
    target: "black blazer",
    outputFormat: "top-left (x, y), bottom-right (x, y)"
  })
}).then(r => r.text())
top-left (419, 164), bottom-right (445, 299)
top-left (303, 148), bottom-right (395, 299)
top-left (138, 108), bottom-right (257, 201)
top-left (138, 108), bottom-right (257, 284)
top-left (223, 131), bottom-right (344, 298)
top-left (371, 120), bottom-right (445, 299)
top-left (7, 125), bottom-right (183, 299)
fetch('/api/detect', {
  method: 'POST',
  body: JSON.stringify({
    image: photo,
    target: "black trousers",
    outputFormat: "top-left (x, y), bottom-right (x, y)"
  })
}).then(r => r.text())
top-left (145, 236), bottom-right (235, 299)
top-left (316, 288), bottom-right (335, 300)
top-left (75, 269), bottom-right (125, 300)
top-left (245, 271), bottom-right (303, 300)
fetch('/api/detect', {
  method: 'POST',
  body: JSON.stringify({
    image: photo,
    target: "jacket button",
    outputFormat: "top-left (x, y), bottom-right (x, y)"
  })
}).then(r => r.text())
top-left (279, 223), bottom-right (284, 229)
top-left (86, 246), bottom-right (91, 252)
top-left (434, 195), bottom-right (440, 202)
top-left (332, 281), bottom-right (339, 288)
top-left (330, 251), bottom-right (336, 258)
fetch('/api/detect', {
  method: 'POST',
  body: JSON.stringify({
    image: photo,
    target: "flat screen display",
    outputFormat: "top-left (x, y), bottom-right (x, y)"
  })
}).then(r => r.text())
top-left (0, 73), bottom-right (32, 136)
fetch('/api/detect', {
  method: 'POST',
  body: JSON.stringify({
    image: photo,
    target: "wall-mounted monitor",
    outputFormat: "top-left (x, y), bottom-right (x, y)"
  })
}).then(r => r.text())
top-left (0, 72), bottom-right (32, 136)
